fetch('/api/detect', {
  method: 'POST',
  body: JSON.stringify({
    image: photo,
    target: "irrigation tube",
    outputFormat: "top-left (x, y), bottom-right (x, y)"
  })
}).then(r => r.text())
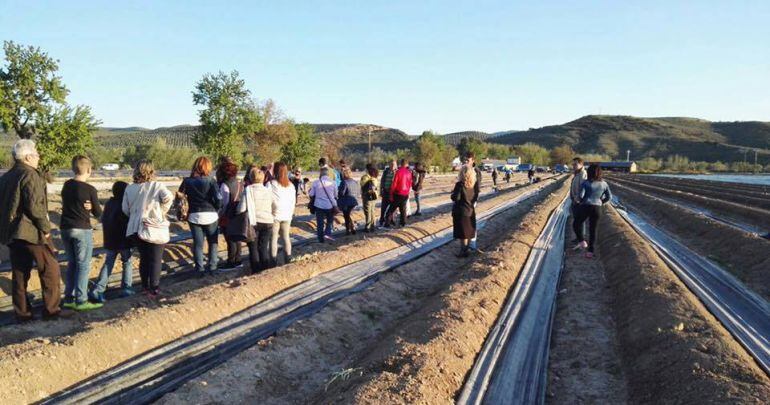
top-left (41, 180), bottom-right (553, 405)
top-left (457, 197), bottom-right (569, 405)
top-left (615, 204), bottom-right (770, 375)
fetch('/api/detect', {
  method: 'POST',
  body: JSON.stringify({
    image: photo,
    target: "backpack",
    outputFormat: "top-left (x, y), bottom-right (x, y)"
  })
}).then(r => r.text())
top-left (363, 178), bottom-right (378, 201)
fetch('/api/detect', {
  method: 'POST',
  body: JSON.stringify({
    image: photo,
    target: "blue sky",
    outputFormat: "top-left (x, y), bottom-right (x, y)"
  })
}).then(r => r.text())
top-left (1, 0), bottom-right (769, 134)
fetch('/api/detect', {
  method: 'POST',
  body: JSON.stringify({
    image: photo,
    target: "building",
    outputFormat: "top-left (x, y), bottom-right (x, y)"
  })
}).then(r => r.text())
top-left (595, 161), bottom-right (638, 173)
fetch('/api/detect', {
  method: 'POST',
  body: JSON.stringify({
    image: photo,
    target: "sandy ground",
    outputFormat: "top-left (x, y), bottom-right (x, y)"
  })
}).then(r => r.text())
top-left (546, 215), bottom-right (629, 404)
top-left (611, 183), bottom-right (770, 301)
top-left (597, 206), bottom-right (770, 403)
top-left (0, 175), bottom-right (552, 404)
top-left (312, 179), bottom-right (570, 403)
top-left (157, 177), bottom-right (566, 404)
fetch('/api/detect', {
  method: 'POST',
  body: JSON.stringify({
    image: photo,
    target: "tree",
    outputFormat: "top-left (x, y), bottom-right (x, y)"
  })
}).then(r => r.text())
top-left (550, 144), bottom-right (575, 166)
top-left (457, 137), bottom-right (488, 159)
top-left (35, 105), bottom-right (98, 172)
top-left (192, 70), bottom-right (263, 162)
top-left (637, 157), bottom-right (662, 172)
top-left (514, 143), bottom-right (550, 165)
top-left (1, 41), bottom-right (99, 172)
top-left (412, 131), bottom-right (442, 166)
top-left (281, 123), bottom-right (320, 170)
top-left (248, 99), bottom-right (293, 163)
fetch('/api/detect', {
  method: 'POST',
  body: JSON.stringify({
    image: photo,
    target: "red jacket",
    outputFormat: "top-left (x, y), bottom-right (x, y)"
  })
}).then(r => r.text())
top-left (390, 167), bottom-right (413, 198)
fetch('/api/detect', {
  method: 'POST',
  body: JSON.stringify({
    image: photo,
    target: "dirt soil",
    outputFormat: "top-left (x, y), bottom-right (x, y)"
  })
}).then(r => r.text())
top-left (609, 176), bottom-right (770, 231)
top-left (300, 180), bottom-right (571, 404)
top-left (156, 177), bottom-right (566, 405)
top-left (612, 183), bottom-right (770, 301)
top-left (0, 176), bottom-right (560, 404)
top-left (618, 175), bottom-right (770, 210)
top-left (546, 215), bottom-right (629, 404)
top-left (597, 206), bottom-right (770, 403)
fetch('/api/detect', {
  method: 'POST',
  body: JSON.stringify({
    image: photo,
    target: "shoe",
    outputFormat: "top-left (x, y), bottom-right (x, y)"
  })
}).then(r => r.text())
top-left (351, 229), bottom-right (357, 235)
top-left (16, 315), bottom-right (34, 324)
top-left (43, 309), bottom-right (75, 321)
top-left (89, 292), bottom-right (106, 304)
top-left (120, 288), bottom-right (136, 298)
top-left (74, 301), bottom-right (103, 311)
top-left (585, 252), bottom-right (595, 259)
top-left (62, 301), bottom-right (76, 309)
top-left (414, 212), bottom-right (422, 216)
top-left (218, 262), bottom-right (236, 270)
top-left (147, 288), bottom-right (161, 299)
top-left (573, 241), bottom-right (587, 250)
top-left (197, 271), bottom-right (207, 279)
top-left (324, 235), bottom-right (335, 241)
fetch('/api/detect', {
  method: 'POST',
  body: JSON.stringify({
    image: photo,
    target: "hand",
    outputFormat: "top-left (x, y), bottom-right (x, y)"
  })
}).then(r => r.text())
top-left (84, 201), bottom-right (92, 211)
top-left (44, 233), bottom-right (51, 239)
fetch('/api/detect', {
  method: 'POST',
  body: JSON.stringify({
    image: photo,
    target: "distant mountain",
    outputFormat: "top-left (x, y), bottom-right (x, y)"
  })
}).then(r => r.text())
top-left (441, 131), bottom-right (491, 145)
top-left (490, 115), bottom-right (770, 164)
top-left (309, 123), bottom-right (413, 153)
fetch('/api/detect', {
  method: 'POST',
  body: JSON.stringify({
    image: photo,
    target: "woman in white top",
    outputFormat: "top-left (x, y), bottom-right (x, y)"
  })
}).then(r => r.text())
top-left (308, 167), bottom-right (338, 243)
top-left (122, 160), bottom-right (173, 297)
top-left (238, 167), bottom-right (274, 273)
top-left (270, 162), bottom-right (296, 264)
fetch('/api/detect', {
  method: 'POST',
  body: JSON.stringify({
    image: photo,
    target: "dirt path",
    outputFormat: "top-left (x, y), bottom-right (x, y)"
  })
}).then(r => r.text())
top-left (0, 177), bottom-right (563, 404)
top-left (597, 206), bottom-right (770, 403)
top-left (546, 216), bottom-right (629, 404)
top-left (157, 177), bottom-right (560, 404)
top-left (311, 180), bottom-right (570, 403)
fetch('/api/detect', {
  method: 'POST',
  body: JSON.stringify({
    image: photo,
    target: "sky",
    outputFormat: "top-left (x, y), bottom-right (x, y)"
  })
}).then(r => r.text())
top-left (1, 0), bottom-right (769, 134)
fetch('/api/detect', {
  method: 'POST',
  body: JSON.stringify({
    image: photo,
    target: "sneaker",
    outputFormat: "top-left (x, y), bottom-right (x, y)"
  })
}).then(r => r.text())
top-left (62, 301), bottom-right (76, 309)
top-left (324, 235), bottom-right (335, 241)
top-left (585, 252), bottom-right (595, 259)
top-left (573, 241), bottom-right (588, 250)
top-left (74, 301), bottom-right (103, 311)
top-left (90, 292), bottom-right (106, 304)
top-left (218, 262), bottom-right (242, 272)
top-left (120, 288), bottom-right (136, 298)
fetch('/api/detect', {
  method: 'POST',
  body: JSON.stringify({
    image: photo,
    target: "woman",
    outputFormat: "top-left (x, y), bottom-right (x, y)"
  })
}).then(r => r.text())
top-left (218, 160), bottom-right (242, 270)
top-left (123, 160), bottom-right (173, 297)
top-left (308, 167), bottom-right (338, 243)
top-left (338, 167), bottom-right (361, 235)
top-left (360, 164), bottom-right (379, 233)
top-left (179, 157), bottom-right (221, 276)
top-left (573, 164), bottom-right (612, 259)
top-left (451, 165), bottom-right (478, 258)
top-left (238, 167), bottom-right (275, 273)
top-left (270, 162), bottom-right (296, 265)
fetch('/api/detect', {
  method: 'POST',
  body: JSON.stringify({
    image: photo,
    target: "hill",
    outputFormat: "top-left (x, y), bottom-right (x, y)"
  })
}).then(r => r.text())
top-left (441, 131), bottom-right (492, 145)
top-left (490, 115), bottom-right (770, 164)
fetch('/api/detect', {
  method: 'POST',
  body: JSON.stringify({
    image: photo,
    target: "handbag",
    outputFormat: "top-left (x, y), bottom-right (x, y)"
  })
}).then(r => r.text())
top-left (225, 186), bottom-right (256, 242)
top-left (136, 182), bottom-right (171, 244)
top-left (174, 179), bottom-right (189, 222)
top-left (308, 196), bottom-right (316, 215)
top-left (321, 181), bottom-right (341, 216)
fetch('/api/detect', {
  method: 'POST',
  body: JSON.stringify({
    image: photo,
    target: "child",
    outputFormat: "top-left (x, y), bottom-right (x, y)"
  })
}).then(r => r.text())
top-left (60, 155), bottom-right (103, 311)
top-left (89, 181), bottom-right (134, 302)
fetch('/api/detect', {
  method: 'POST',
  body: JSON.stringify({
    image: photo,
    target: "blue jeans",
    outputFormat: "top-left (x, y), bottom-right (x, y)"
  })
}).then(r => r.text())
top-left (61, 228), bottom-right (94, 304)
top-left (189, 221), bottom-right (219, 272)
top-left (315, 208), bottom-right (334, 242)
top-left (92, 248), bottom-right (133, 294)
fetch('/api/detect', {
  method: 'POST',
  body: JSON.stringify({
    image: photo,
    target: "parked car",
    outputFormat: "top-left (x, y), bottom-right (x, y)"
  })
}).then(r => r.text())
top-left (517, 164), bottom-right (533, 172)
top-left (101, 163), bottom-right (120, 171)
top-left (554, 164), bottom-right (569, 173)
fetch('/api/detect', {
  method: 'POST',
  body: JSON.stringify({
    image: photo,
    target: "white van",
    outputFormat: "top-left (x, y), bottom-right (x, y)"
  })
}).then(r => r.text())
top-left (101, 163), bottom-right (120, 171)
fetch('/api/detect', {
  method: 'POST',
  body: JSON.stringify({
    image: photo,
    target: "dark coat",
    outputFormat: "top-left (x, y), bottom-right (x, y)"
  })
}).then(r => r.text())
top-left (180, 176), bottom-right (221, 214)
top-left (0, 162), bottom-right (52, 245)
top-left (101, 197), bottom-right (131, 250)
top-left (451, 182), bottom-right (477, 217)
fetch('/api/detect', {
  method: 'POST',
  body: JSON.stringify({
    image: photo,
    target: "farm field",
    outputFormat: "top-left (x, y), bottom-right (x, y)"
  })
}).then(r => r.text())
top-left (0, 172), bottom-right (768, 404)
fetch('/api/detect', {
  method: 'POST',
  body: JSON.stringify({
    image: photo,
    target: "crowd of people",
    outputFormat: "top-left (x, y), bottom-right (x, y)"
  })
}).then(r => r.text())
top-left (0, 138), bottom-right (608, 323)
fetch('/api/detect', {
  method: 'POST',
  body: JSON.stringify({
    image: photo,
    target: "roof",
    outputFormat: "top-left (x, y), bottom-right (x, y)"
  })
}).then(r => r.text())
top-left (595, 161), bottom-right (636, 167)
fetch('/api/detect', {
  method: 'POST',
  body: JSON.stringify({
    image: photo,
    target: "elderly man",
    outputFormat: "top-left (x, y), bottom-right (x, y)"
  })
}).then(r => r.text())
top-left (0, 140), bottom-right (65, 322)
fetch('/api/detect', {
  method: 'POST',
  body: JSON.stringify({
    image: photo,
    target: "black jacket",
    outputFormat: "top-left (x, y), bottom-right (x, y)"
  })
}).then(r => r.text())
top-left (180, 176), bottom-right (221, 214)
top-left (101, 198), bottom-right (131, 250)
top-left (451, 182), bottom-right (477, 217)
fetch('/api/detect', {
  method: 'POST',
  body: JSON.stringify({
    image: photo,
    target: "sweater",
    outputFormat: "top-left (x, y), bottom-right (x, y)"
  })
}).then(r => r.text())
top-left (570, 168), bottom-right (587, 204)
top-left (270, 180), bottom-right (297, 222)
top-left (579, 180), bottom-right (612, 206)
top-left (60, 179), bottom-right (102, 230)
top-left (308, 176), bottom-right (338, 209)
top-left (122, 181), bottom-right (174, 238)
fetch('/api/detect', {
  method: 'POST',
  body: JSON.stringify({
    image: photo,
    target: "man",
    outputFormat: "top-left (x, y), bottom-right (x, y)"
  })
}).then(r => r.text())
top-left (319, 157), bottom-right (341, 188)
top-left (491, 167), bottom-right (498, 191)
top-left (379, 159), bottom-right (397, 226)
top-left (570, 157), bottom-right (588, 243)
top-left (387, 159), bottom-right (414, 227)
top-left (463, 152), bottom-right (482, 251)
top-left (0, 140), bottom-right (68, 322)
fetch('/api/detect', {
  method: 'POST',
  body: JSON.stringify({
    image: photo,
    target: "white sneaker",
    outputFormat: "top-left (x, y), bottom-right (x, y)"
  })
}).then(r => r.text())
top-left (573, 241), bottom-right (588, 250)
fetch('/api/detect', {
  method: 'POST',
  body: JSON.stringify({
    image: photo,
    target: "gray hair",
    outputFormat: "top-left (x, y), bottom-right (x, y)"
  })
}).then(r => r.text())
top-left (12, 139), bottom-right (38, 161)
